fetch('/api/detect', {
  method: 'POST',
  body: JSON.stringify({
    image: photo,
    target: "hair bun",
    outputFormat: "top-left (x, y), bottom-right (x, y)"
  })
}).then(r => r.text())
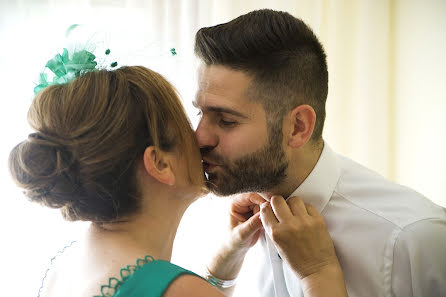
top-left (9, 132), bottom-right (79, 208)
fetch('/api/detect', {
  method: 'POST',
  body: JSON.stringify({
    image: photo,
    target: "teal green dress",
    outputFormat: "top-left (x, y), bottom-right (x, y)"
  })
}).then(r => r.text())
top-left (94, 255), bottom-right (201, 297)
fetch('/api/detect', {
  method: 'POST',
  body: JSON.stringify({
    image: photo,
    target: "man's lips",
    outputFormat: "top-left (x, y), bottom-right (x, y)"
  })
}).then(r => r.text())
top-left (202, 159), bottom-right (220, 172)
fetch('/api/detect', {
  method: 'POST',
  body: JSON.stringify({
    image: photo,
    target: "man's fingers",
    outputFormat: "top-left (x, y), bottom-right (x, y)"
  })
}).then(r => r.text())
top-left (270, 195), bottom-right (294, 222)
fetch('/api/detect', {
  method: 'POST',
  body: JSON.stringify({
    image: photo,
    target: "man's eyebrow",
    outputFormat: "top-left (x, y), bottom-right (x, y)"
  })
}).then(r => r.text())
top-left (206, 106), bottom-right (248, 118)
top-left (192, 101), bottom-right (248, 119)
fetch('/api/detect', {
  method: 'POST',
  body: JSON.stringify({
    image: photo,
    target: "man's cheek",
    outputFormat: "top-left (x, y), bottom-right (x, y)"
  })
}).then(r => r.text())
top-left (229, 137), bottom-right (265, 156)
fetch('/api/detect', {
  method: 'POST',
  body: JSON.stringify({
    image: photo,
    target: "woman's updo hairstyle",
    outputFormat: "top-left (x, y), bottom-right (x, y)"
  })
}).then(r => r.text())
top-left (9, 66), bottom-right (200, 222)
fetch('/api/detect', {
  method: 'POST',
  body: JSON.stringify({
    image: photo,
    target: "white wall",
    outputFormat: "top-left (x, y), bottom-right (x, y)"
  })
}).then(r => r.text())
top-left (393, 0), bottom-right (446, 207)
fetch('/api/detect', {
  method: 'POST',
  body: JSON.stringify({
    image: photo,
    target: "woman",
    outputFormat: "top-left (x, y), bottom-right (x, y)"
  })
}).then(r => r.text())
top-left (9, 65), bottom-right (347, 296)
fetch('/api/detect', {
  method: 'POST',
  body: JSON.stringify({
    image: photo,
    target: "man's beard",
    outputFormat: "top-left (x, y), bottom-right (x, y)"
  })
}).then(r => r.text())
top-left (201, 128), bottom-right (288, 196)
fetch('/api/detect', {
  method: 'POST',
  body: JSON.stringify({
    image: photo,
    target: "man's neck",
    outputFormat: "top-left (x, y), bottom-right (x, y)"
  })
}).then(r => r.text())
top-left (264, 141), bottom-right (324, 199)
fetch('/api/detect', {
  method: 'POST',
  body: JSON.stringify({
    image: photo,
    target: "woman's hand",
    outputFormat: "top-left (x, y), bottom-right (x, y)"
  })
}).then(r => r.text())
top-left (206, 192), bottom-right (265, 294)
top-left (260, 195), bottom-right (348, 297)
top-left (228, 192), bottom-right (266, 251)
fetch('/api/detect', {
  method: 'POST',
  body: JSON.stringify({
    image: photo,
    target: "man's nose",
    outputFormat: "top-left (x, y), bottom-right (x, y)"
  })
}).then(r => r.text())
top-left (195, 118), bottom-right (218, 148)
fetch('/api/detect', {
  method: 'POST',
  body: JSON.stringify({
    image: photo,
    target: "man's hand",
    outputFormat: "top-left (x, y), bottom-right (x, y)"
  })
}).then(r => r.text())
top-left (260, 195), bottom-right (340, 279)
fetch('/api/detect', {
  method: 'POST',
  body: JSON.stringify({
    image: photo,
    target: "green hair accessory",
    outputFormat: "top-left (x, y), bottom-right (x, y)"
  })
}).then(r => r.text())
top-left (34, 46), bottom-right (118, 95)
top-left (34, 48), bottom-right (98, 94)
top-left (34, 25), bottom-right (173, 95)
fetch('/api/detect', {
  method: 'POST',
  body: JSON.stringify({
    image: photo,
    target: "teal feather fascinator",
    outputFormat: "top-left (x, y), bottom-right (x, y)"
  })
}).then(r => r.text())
top-left (34, 48), bottom-right (98, 94)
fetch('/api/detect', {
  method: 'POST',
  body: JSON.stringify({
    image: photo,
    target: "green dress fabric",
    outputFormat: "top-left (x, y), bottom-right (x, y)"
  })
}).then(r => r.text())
top-left (40, 243), bottom-right (200, 297)
top-left (108, 259), bottom-right (199, 297)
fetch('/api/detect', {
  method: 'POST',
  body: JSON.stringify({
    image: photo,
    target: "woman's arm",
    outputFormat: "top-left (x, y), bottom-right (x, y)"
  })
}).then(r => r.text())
top-left (163, 274), bottom-right (227, 297)
top-left (204, 193), bottom-right (265, 296)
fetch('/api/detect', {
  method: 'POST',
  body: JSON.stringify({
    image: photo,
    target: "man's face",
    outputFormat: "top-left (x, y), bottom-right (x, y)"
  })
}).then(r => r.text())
top-left (194, 65), bottom-right (288, 196)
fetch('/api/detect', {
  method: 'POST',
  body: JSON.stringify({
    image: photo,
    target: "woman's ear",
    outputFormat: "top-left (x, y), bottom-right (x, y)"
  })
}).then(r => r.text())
top-left (142, 146), bottom-right (175, 186)
top-left (286, 105), bottom-right (316, 148)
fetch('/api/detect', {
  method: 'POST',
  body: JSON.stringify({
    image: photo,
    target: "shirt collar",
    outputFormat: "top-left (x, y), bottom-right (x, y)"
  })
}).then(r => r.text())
top-left (288, 142), bottom-right (341, 213)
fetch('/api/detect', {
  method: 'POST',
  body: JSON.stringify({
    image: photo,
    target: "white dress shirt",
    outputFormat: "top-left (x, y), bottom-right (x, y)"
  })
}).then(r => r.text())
top-left (258, 143), bottom-right (446, 297)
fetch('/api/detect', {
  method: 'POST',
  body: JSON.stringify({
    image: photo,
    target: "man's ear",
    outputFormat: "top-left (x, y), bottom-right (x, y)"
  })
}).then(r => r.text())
top-left (286, 105), bottom-right (316, 148)
top-left (142, 146), bottom-right (175, 186)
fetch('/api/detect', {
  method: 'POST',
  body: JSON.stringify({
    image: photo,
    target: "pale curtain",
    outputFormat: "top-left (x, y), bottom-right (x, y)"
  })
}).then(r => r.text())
top-left (1, 1), bottom-right (445, 296)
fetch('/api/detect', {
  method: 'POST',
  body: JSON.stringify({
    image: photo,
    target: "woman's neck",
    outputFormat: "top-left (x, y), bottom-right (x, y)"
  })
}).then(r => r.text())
top-left (87, 193), bottom-right (193, 262)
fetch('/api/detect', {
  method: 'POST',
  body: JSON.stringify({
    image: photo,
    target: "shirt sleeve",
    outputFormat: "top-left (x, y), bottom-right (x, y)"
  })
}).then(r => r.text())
top-left (391, 218), bottom-right (446, 297)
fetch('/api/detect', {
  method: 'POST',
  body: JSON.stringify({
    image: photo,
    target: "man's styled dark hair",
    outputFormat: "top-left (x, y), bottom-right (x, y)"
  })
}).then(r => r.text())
top-left (195, 9), bottom-right (328, 141)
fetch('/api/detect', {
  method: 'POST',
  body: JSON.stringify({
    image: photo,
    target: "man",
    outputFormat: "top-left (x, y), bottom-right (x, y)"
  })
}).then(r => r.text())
top-left (193, 9), bottom-right (446, 297)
